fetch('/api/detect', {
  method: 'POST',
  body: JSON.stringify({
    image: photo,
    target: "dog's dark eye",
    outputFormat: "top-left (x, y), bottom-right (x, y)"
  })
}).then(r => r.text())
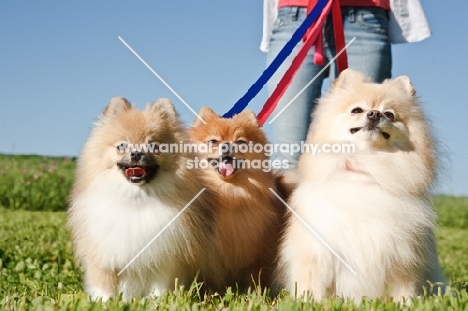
top-left (116, 143), bottom-right (128, 153)
top-left (384, 111), bottom-right (395, 120)
top-left (236, 139), bottom-right (247, 145)
top-left (148, 143), bottom-right (159, 153)
top-left (208, 139), bottom-right (219, 144)
top-left (351, 107), bottom-right (363, 114)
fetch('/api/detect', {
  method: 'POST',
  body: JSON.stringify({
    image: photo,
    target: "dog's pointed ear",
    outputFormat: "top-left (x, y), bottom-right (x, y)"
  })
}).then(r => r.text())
top-left (103, 97), bottom-right (132, 117)
top-left (234, 109), bottom-right (260, 127)
top-left (147, 98), bottom-right (179, 120)
top-left (332, 68), bottom-right (369, 90)
top-left (391, 75), bottom-right (416, 97)
top-left (192, 107), bottom-right (215, 127)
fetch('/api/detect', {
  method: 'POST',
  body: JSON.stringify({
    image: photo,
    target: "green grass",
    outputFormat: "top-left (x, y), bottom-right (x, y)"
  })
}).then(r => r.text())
top-left (435, 196), bottom-right (468, 229)
top-left (1, 155), bottom-right (468, 310)
top-left (0, 154), bottom-right (76, 212)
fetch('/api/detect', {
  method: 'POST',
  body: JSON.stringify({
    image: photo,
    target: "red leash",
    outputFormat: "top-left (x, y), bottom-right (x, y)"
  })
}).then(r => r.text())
top-left (332, 0), bottom-right (347, 72)
top-left (257, 0), bottom-right (348, 126)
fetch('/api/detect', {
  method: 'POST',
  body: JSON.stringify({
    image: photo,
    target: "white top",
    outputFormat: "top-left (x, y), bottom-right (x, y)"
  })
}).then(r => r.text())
top-left (260, 0), bottom-right (432, 52)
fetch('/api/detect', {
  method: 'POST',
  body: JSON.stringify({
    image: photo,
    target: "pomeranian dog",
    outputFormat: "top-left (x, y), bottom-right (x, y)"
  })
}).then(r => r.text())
top-left (68, 97), bottom-right (216, 300)
top-left (189, 107), bottom-right (285, 292)
top-left (276, 69), bottom-right (445, 302)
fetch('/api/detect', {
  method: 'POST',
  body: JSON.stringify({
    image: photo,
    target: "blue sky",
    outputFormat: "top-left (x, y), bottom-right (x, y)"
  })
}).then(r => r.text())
top-left (1, 1), bottom-right (467, 196)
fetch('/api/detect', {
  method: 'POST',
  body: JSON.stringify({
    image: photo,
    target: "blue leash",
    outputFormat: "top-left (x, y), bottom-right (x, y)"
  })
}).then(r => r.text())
top-left (223, 0), bottom-right (329, 118)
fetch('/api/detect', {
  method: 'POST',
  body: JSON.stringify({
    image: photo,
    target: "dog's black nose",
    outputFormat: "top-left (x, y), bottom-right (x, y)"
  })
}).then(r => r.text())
top-left (219, 142), bottom-right (235, 157)
top-left (367, 110), bottom-right (382, 121)
top-left (130, 150), bottom-right (143, 161)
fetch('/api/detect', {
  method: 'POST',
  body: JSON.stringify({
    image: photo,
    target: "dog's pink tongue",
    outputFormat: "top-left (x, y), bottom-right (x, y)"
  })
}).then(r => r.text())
top-left (219, 162), bottom-right (234, 177)
top-left (125, 167), bottom-right (146, 177)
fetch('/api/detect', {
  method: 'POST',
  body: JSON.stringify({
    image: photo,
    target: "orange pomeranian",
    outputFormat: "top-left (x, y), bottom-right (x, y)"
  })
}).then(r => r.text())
top-left (68, 97), bottom-right (216, 300)
top-left (189, 108), bottom-right (285, 293)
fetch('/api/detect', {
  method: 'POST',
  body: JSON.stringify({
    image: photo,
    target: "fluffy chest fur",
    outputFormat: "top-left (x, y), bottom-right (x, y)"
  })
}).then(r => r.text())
top-left (291, 179), bottom-right (434, 267)
top-left (282, 176), bottom-right (436, 300)
top-left (215, 179), bottom-right (279, 263)
top-left (70, 170), bottom-right (190, 271)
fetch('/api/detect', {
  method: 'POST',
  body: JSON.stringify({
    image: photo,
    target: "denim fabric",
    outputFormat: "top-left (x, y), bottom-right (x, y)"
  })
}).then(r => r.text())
top-left (266, 6), bottom-right (392, 168)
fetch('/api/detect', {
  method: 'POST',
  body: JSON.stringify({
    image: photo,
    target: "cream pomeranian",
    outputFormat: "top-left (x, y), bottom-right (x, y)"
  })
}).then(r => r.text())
top-left (189, 108), bottom-right (285, 292)
top-left (68, 97), bottom-right (216, 300)
top-left (276, 69), bottom-right (445, 302)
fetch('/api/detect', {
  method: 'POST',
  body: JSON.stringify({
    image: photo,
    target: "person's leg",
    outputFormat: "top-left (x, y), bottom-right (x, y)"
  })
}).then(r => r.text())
top-left (326, 7), bottom-right (392, 82)
top-left (266, 7), bottom-right (328, 168)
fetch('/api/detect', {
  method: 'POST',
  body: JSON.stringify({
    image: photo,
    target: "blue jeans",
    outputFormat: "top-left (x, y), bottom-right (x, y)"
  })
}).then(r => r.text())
top-left (266, 6), bottom-right (391, 168)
